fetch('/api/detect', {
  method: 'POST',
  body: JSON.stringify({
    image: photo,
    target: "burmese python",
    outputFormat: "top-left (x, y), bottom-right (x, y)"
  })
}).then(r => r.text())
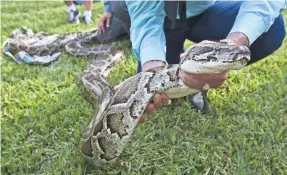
top-left (79, 39), bottom-right (251, 168)
top-left (3, 27), bottom-right (251, 168)
top-left (3, 26), bottom-right (119, 64)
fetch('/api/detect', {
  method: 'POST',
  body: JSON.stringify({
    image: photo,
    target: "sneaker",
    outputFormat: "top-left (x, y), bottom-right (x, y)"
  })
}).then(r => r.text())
top-left (84, 14), bottom-right (93, 24)
top-left (68, 10), bottom-right (81, 24)
top-left (188, 91), bottom-right (210, 114)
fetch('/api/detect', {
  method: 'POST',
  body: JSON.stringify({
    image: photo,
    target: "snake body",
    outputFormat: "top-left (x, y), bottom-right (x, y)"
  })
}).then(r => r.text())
top-left (3, 26), bottom-right (119, 64)
top-left (79, 40), bottom-right (251, 168)
top-left (3, 27), bottom-right (251, 168)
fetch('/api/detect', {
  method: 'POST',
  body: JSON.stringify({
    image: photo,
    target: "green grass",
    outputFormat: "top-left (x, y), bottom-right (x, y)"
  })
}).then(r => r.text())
top-left (1, 1), bottom-right (287, 174)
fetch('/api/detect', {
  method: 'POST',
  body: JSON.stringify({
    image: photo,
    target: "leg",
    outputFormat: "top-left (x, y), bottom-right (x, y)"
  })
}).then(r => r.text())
top-left (164, 14), bottom-right (203, 64)
top-left (187, 1), bottom-right (242, 42)
top-left (247, 15), bottom-right (286, 65)
top-left (163, 18), bottom-right (187, 64)
top-left (83, 0), bottom-right (93, 24)
top-left (187, 1), bottom-right (286, 64)
top-left (84, 0), bottom-right (92, 11)
top-left (64, 0), bottom-right (73, 6)
top-left (64, 0), bottom-right (81, 24)
top-left (186, 1), bottom-right (286, 112)
top-left (110, 1), bottom-right (131, 35)
top-left (186, 1), bottom-right (245, 113)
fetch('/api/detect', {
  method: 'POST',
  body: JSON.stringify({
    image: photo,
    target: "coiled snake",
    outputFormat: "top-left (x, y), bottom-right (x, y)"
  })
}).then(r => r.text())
top-left (3, 27), bottom-right (251, 168)
top-left (78, 40), bottom-right (251, 168)
top-left (3, 26), bottom-right (119, 64)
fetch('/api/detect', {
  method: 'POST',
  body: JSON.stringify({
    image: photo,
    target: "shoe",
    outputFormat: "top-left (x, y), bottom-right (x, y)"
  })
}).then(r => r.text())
top-left (188, 91), bottom-right (210, 114)
top-left (83, 14), bottom-right (93, 24)
top-left (68, 10), bottom-right (81, 24)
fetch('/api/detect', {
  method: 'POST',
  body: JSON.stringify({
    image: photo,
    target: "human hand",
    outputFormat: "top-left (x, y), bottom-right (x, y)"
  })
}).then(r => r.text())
top-left (141, 60), bottom-right (166, 72)
top-left (179, 43), bottom-right (228, 91)
top-left (114, 60), bottom-right (170, 123)
top-left (141, 60), bottom-right (170, 122)
top-left (226, 32), bottom-right (249, 46)
top-left (179, 70), bottom-right (228, 91)
top-left (98, 12), bottom-right (112, 34)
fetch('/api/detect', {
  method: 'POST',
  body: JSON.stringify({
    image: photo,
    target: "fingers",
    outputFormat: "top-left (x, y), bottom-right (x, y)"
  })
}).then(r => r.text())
top-left (151, 93), bottom-right (169, 110)
top-left (161, 93), bottom-right (170, 106)
top-left (98, 24), bottom-right (102, 34)
top-left (138, 103), bottom-right (156, 123)
top-left (138, 93), bottom-right (169, 123)
top-left (145, 103), bottom-right (156, 115)
top-left (179, 70), bottom-right (228, 91)
top-left (220, 71), bottom-right (228, 80)
top-left (113, 82), bottom-right (124, 92)
top-left (152, 94), bottom-right (164, 109)
top-left (179, 71), bottom-right (201, 90)
top-left (113, 83), bottom-right (155, 123)
top-left (98, 24), bottom-right (104, 34)
top-left (180, 52), bottom-right (186, 60)
top-left (114, 84), bottom-right (120, 92)
top-left (114, 82), bottom-right (169, 124)
top-left (139, 113), bottom-right (147, 123)
top-left (98, 16), bottom-right (106, 34)
top-left (106, 16), bottom-right (111, 28)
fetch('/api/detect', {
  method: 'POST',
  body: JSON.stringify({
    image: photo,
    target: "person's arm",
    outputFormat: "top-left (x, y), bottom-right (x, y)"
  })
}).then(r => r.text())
top-left (123, 1), bottom-right (169, 121)
top-left (228, 0), bottom-right (285, 46)
top-left (98, 0), bottom-right (112, 34)
top-left (126, 1), bottom-right (167, 68)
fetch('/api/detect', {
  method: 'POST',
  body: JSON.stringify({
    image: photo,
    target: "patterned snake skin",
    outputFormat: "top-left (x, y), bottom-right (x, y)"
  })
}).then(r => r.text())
top-left (3, 26), bottom-right (119, 64)
top-left (78, 40), bottom-right (251, 168)
top-left (3, 27), bottom-right (251, 169)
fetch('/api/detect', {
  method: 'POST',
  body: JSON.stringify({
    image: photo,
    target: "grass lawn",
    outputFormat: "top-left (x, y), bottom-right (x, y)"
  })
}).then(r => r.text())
top-left (1, 1), bottom-right (287, 174)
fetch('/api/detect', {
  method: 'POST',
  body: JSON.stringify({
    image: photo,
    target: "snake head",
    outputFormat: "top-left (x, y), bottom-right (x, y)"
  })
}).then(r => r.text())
top-left (180, 40), bottom-right (251, 74)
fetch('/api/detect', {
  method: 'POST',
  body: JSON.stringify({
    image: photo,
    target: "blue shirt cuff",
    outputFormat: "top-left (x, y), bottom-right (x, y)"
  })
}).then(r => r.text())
top-left (229, 12), bottom-right (266, 45)
top-left (104, 4), bottom-right (112, 13)
top-left (229, 1), bottom-right (285, 45)
top-left (139, 39), bottom-right (167, 66)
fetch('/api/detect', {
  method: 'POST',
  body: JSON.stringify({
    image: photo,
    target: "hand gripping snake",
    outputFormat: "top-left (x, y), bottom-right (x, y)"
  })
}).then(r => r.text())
top-left (2, 27), bottom-right (251, 168)
top-left (78, 39), bottom-right (251, 168)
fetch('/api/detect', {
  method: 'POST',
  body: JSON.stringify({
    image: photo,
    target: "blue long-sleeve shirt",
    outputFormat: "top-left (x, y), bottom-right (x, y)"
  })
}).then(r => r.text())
top-left (103, 0), bottom-right (112, 13)
top-left (125, 0), bottom-right (286, 66)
